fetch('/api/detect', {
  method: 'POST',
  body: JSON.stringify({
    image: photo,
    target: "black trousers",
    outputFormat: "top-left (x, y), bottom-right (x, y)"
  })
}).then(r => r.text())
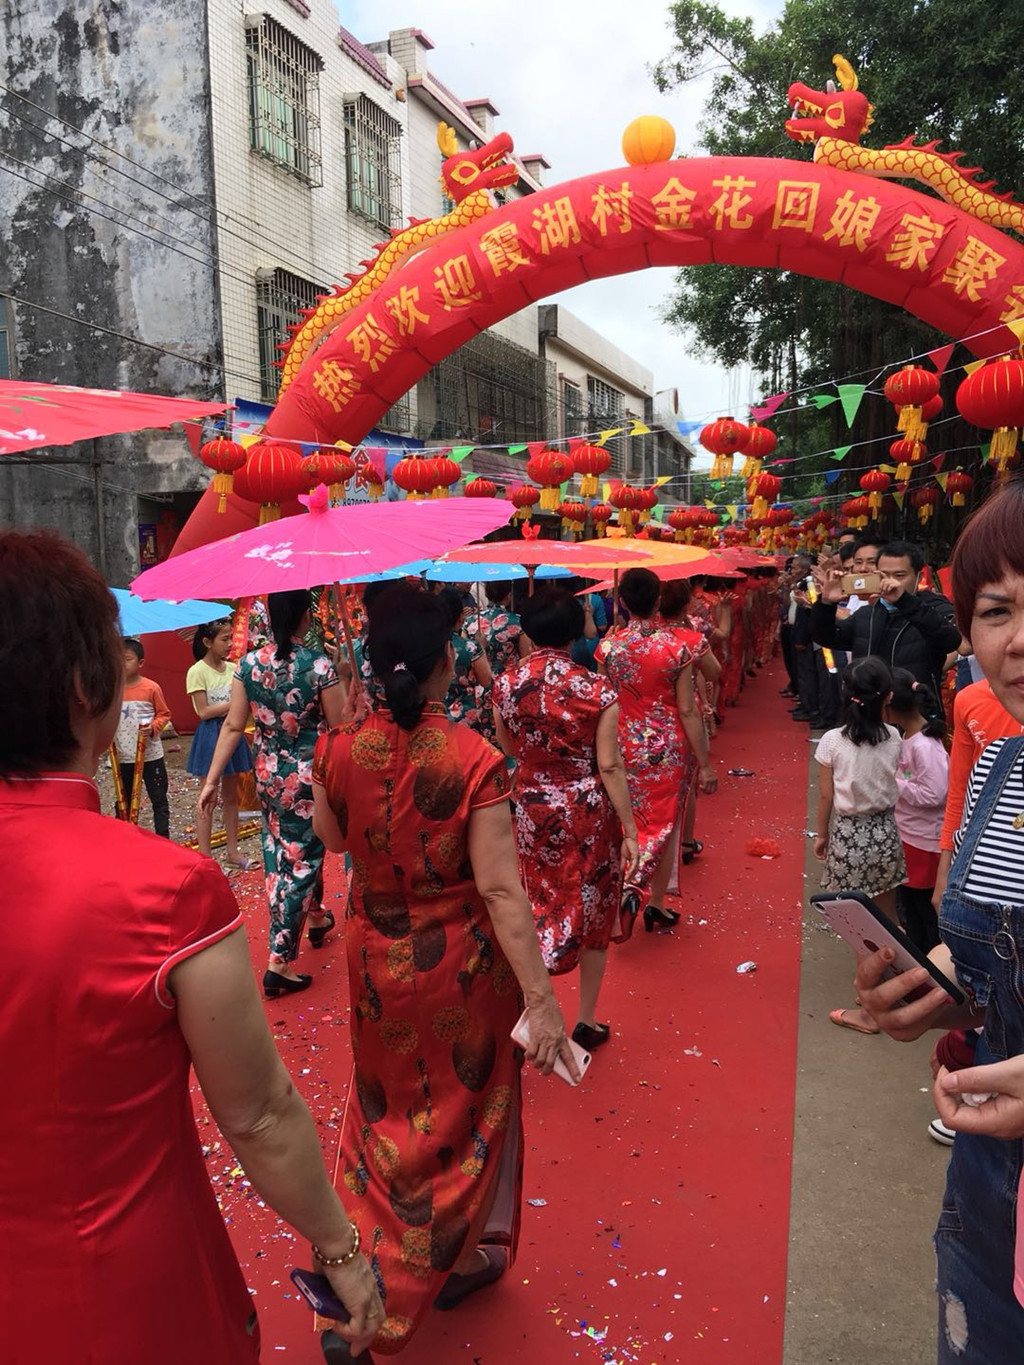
top-left (118, 758), bottom-right (170, 838)
top-left (795, 644), bottom-right (819, 716)
top-left (815, 651), bottom-right (841, 728)
top-left (897, 883), bottom-right (941, 953)
top-left (779, 623), bottom-right (798, 690)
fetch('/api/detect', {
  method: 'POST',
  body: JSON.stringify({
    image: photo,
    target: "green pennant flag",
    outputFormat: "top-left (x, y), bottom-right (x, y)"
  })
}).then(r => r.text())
top-left (837, 383), bottom-right (867, 428)
top-left (449, 445), bottom-right (475, 464)
top-left (559, 480), bottom-right (569, 499)
top-left (652, 504), bottom-right (665, 522)
top-left (507, 444), bottom-right (527, 455)
top-left (711, 480), bottom-right (724, 489)
top-left (981, 441), bottom-right (991, 462)
top-left (830, 445), bottom-right (853, 462)
top-left (809, 394), bottom-right (838, 410)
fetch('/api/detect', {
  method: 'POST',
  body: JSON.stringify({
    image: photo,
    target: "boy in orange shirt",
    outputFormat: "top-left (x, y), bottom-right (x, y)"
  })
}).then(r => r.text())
top-left (115, 638), bottom-right (172, 837)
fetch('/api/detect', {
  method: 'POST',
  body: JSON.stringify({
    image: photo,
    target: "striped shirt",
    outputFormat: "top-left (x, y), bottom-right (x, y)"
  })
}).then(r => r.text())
top-left (954, 739), bottom-right (1024, 904)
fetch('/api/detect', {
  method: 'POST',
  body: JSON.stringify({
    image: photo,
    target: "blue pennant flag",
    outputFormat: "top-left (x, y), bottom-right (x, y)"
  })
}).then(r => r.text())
top-left (824, 468), bottom-right (842, 485)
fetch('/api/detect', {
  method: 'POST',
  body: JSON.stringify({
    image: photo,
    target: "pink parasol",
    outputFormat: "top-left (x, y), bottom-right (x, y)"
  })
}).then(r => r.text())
top-left (131, 486), bottom-right (516, 600)
top-left (440, 539), bottom-right (658, 570)
top-left (0, 379), bottom-right (229, 455)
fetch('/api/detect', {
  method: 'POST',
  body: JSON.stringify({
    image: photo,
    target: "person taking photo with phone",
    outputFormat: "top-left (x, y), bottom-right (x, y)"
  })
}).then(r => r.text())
top-left (810, 539), bottom-right (961, 700)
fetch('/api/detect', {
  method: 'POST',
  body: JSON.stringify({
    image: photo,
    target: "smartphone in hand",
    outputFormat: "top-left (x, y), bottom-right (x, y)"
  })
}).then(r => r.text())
top-left (290, 1268), bottom-right (351, 1322)
top-left (511, 1008), bottom-right (592, 1086)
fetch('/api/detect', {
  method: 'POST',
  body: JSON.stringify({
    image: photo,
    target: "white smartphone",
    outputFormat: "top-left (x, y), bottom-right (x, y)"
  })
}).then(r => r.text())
top-left (511, 1008), bottom-right (592, 1086)
top-left (811, 890), bottom-right (965, 1006)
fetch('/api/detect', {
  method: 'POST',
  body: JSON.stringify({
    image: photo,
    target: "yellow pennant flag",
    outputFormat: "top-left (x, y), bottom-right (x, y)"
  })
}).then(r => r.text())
top-left (239, 433), bottom-right (260, 449)
top-left (704, 499), bottom-right (716, 509)
top-left (879, 464), bottom-right (897, 474)
top-left (1006, 317), bottom-right (1024, 344)
top-left (963, 359), bottom-right (987, 376)
top-left (654, 475), bottom-right (672, 486)
top-left (597, 427), bottom-right (624, 446)
top-left (602, 481), bottom-right (612, 504)
top-left (935, 471), bottom-right (949, 492)
top-left (725, 504), bottom-right (738, 521)
top-left (629, 421), bottom-right (651, 437)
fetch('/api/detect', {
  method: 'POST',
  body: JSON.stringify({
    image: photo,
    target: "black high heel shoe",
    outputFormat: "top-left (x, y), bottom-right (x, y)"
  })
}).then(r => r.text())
top-left (263, 969), bottom-right (313, 998)
top-left (643, 903), bottom-right (680, 932)
top-left (321, 1329), bottom-right (374, 1363)
top-left (308, 910), bottom-right (336, 949)
top-left (681, 840), bottom-right (704, 866)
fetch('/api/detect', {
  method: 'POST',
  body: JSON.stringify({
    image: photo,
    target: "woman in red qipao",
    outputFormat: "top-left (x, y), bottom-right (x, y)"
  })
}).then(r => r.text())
top-left (659, 579), bottom-right (723, 865)
top-left (0, 532), bottom-right (382, 1365)
top-left (596, 569), bottom-right (718, 933)
top-left (312, 586), bottom-right (577, 1362)
top-left (492, 588), bottom-right (639, 1052)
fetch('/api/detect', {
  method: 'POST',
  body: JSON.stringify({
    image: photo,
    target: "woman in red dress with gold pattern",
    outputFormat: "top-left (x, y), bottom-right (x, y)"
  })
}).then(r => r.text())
top-left (492, 589), bottom-right (639, 1052)
top-left (0, 532), bottom-right (382, 1365)
top-left (313, 586), bottom-right (577, 1361)
top-left (596, 569), bottom-right (718, 932)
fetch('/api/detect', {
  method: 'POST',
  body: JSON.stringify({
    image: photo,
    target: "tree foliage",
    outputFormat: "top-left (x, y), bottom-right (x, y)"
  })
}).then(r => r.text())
top-left (653, 0), bottom-right (1024, 504)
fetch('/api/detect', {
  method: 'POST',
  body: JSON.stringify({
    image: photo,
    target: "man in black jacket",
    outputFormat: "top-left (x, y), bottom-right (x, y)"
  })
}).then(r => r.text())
top-left (810, 539), bottom-right (961, 699)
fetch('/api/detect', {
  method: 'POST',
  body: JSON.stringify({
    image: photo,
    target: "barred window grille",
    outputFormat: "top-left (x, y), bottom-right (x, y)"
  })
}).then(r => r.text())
top-left (587, 375), bottom-right (625, 470)
top-left (255, 268), bottom-right (326, 401)
top-left (562, 380), bottom-right (583, 437)
top-left (380, 392), bottom-right (412, 434)
top-left (344, 95), bottom-right (403, 231)
top-left (246, 16), bottom-right (323, 185)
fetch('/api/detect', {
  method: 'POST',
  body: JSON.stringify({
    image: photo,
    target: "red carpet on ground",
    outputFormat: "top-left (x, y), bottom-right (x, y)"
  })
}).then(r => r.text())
top-left (191, 664), bottom-right (808, 1363)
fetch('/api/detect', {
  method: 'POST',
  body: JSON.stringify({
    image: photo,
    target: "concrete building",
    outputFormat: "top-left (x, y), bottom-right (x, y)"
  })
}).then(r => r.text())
top-left (1, 4), bottom-right (690, 579)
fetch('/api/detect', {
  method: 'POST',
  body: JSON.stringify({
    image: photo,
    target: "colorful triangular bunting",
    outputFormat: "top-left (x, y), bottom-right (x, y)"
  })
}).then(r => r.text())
top-left (837, 384), bottom-right (867, 428)
top-left (830, 445), bottom-right (852, 462)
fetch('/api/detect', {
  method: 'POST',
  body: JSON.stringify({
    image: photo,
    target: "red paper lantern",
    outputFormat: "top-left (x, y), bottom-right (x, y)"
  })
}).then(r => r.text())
top-left (841, 495), bottom-right (870, 529)
top-left (233, 441), bottom-right (308, 524)
top-left (392, 454), bottom-right (437, 500)
top-left (557, 500), bottom-right (587, 536)
top-left (199, 437), bottom-right (246, 513)
top-left (572, 443), bottom-right (611, 499)
top-left (609, 482), bottom-right (643, 533)
top-left (859, 468), bottom-right (891, 514)
top-left (889, 438), bottom-right (927, 482)
top-left (700, 416), bottom-right (751, 480)
top-left (525, 449), bottom-right (575, 510)
top-left (635, 486), bottom-right (659, 526)
top-left (428, 453), bottom-right (461, 498)
top-left (509, 484), bottom-right (540, 524)
top-left (749, 471), bottom-right (781, 520)
top-left (946, 469), bottom-right (974, 508)
top-left (463, 477), bottom-right (497, 498)
top-left (589, 503), bottom-right (612, 536)
top-left (921, 393), bottom-right (943, 423)
top-left (740, 423), bottom-right (777, 479)
top-left (300, 449), bottom-right (356, 504)
top-left (884, 365), bottom-right (941, 443)
top-left (957, 357), bottom-right (1024, 473)
top-left (910, 484), bottom-right (941, 525)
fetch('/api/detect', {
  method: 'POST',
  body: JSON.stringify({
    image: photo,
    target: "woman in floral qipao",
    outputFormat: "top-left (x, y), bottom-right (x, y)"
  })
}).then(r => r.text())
top-left (200, 589), bottom-right (347, 998)
top-left (438, 588), bottom-right (492, 734)
top-left (494, 589), bottom-right (638, 1053)
top-left (596, 569), bottom-right (717, 933)
top-left (465, 580), bottom-right (531, 739)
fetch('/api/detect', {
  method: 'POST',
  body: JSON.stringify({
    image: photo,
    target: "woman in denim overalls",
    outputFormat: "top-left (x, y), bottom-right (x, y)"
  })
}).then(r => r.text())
top-left (853, 476), bottom-right (1024, 1362)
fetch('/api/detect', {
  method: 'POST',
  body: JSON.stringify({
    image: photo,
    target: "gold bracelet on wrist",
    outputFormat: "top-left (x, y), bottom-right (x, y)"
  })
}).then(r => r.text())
top-left (312, 1223), bottom-right (360, 1267)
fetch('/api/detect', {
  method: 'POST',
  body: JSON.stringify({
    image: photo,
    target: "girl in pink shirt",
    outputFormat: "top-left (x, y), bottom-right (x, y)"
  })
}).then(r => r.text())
top-left (886, 668), bottom-right (949, 952)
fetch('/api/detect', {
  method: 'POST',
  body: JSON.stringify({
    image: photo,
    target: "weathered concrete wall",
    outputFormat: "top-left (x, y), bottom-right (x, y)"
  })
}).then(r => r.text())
top-left (0, 1), bottom-right (222, 583)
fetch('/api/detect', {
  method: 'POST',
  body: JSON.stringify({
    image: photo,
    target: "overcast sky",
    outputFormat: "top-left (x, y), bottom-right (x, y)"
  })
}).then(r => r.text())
top-left (342, 0), bottom-right (783, 459)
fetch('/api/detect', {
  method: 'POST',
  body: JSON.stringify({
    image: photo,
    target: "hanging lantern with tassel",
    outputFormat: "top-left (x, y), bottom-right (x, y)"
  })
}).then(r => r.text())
top-left (392, 453), bottom-right (437, 501)
top-left (233, 440), bottom-right (308, 524)
top-left (589, 503), bottom-right (612, 537)
top-left (749, 471), bottom-right (781, 521)
top-left (740, 423), bottom-right (777, 480)
top-left (668, 509), bottom-right (689, 543)
top-left (700, 417), bottom-right (751, 480)
top-left (509, 484), bottom-right (540, 524)
top-left (557, 500), bottom-right (587, 537)
top-left (463, 477), bottom-right (497, 498)
top-left (427, 452), bottom-right (461, 498)
top-left (946, 469), bottom-right (974, 508)
top-left (889, 438), bottom-right (927, 483)
top-left (572, 443), bottom-right (611, 500)
top-left (884, 365), bottom-right (940, 443)
top-left (859, 468), bottom-right (891, 515)
top-left (910, 484), bottom-right (940, 525)
top-left (300, 449), bottom-right (356, 504)
top-left (610, 483), bottom-right (643, 534)
top-left (956, 356), bottom-right (1024, 475)
top-left (635, 486), bottom-right (659, 526)
top-left (525, 449), bottom-right (574, 511)
top-left (199, 437), bottom-right (247, 513)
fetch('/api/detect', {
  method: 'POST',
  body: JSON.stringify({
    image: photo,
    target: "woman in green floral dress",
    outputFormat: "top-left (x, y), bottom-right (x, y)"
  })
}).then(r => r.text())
top-left (438, 587), bottom-right (492, 734)
top-left (200, 589), bottom-right (347, 998)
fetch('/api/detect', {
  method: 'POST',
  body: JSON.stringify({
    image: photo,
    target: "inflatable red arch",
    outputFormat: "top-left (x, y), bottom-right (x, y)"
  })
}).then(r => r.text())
top-left (177, 153), bottom-right (1024, 552)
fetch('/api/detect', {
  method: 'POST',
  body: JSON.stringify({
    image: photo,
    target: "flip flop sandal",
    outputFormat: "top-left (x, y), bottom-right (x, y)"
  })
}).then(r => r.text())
top-left (829, 1007), bottom-right (880, 1035)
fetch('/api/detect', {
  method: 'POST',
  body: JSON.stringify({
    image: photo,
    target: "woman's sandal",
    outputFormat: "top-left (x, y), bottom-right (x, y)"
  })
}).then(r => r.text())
top-left (434, 1246), bottom-right (507, 1311)
top-left (227, 855), bottom-right (259, 873)
top-left (308, 910), bottom-right (336, 949)
top-left (680, 840), bottom-right (704, 865)
top-left (828, 1007), bottom-right (880, 1035)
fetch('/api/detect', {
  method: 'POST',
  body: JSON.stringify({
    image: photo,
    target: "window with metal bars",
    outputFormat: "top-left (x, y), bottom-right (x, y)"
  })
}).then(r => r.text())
top-left (587, 375), bottom-right (625, 469)
top-left (428, 333), bottom-right (554, 444)
top-left (0, 303), bottom-right (13, 379)
top-left (562, 379), bottom-right (583, 437)
top-left (245, 15), bottom-right (323, 185)
top-left (380, 392), bottom-right (411, 434)
top-left (255, 268), bottom-right (326, 401)
top-left (343, 95), bottom-right (403, 231)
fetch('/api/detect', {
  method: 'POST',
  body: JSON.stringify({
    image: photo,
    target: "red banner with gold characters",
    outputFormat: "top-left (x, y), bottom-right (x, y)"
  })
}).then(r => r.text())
top-left (260, 157), bottom-right (1024, 451)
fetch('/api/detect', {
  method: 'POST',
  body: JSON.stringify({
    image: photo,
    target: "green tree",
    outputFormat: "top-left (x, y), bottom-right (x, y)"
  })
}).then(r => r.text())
top-left (654, 0), bottom-right (1024, 515)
